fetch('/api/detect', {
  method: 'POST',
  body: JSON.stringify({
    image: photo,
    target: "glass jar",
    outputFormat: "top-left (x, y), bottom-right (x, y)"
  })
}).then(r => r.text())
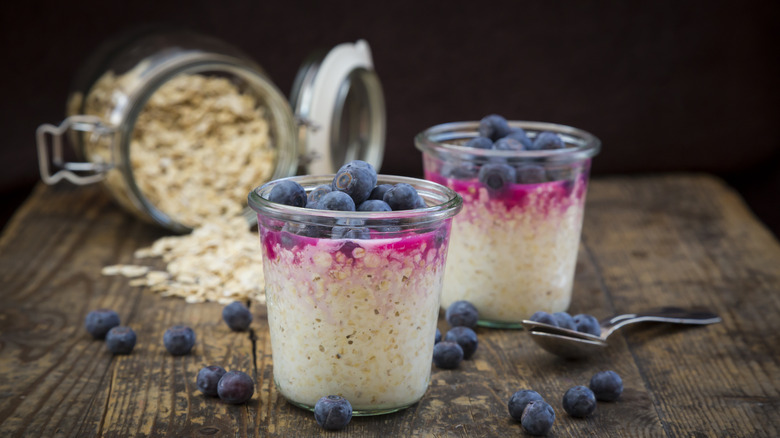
top-left (36, 28), bottom-right (385, 233)
top-left (416, 121), bottom-right (600, 328)
top-left (248, 174), bottom-right (462, 415)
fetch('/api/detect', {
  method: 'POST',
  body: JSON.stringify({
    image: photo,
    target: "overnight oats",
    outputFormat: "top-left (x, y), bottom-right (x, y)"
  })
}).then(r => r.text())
top-left (415, 116), bottom-right (600, 328)
top-left (248, 162), bottom-right (461, 415)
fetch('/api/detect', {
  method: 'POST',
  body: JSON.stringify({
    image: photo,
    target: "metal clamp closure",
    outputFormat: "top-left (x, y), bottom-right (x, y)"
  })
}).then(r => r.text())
top-left (36, 115), bottom-right (115, 185)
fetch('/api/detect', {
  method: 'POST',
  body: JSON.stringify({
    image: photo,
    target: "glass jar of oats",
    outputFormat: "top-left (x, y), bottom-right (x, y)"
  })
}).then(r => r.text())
top-left (36, 28), bottom-right (385, 233)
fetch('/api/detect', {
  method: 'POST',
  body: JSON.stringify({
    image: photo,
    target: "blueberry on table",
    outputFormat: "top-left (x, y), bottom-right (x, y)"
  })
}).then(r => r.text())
top-left (590, 370), bottom-right (623, 401)
top-left (332, 166), bottom-right (376, 205)
top-left (529, 311), bottom-right (558, 327)
top-left (85, 309), bottom-right (120, 339)
top-left (163, 325), bottom-right (196, 356)
top-left (478, 114), bottom-right (512, 141)
top-left (105, 326), bottom-right (136, 354)
top-left (534, 131), bottom-right (565, 150)
top-left (368, 184), bottom-right (393, 201)
top-left (521, 400), bottom-right (555, 436)
top-left (504, 128), bottom-right (533, 149)
top-left (573, 313), bottom-right (601, 336)
top-left (432, 341), bottom-right (464, 369)
top-left (478, 163), bottom-right (516, 193)
top-left (268, 180), bottom-right (307, 207)
top-left (314, 395), bottom-right (353, 430)
top-left (197, 365), bottom-right (226, 397)
top-left (318, 191), bottom-right (356, 211)
top-left (357, 199), bottom-right (392, 212)
top-left (552, 312), bottom-right (576, 331)
top-left (562, 385), bottom-right (597, 418)
top-left (307, 184), bottom-right (333, 207)
top-left (217, 370), bottom-right (255, 404)
top-left (465, 136), bottom-right (494, 149)
top-left (445, 300), bottom-right (479, 328)
top-left (493, 137), bottom-right (524, 151)
top-left (222, 301), bottom-right (253, 331)
top-left (508, 389), bottom-right (544, 422)
top-left (383, 183), bottom-right (422, 210)
top-left (516, 165), bottom-right (547, 184)
top-left (443, 326), bottom-right (478, 359)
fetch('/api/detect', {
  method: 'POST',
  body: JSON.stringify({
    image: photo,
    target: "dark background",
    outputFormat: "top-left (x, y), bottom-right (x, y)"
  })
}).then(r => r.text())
top-left (2, 0), bottom-right (779, 236)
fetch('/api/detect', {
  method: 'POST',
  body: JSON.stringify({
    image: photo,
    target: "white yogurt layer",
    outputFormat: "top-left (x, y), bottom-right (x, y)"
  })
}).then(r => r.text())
top-left (262, 232), bottom-right (447, 411)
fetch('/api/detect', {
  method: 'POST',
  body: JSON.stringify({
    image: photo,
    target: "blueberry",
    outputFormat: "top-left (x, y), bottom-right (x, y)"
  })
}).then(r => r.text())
top-left (222, 301), bottom-right (252, 331)
top-left (314, 395), bottom-right (353, 430)
top-left (562, 385), bottom-right (597, 418)
top-left (478, 114), bottom-right (512, 141)
top-left (590, 370), bottom-right (623, 401)
top-left (318, 191), bottom-right (356, 211)
top-left (573, 314), bottom-right (601, 336)
top-left (516, 165), bottom-right (547, 184)
top-left (478, 163), bottom-right (516, 192)
top-left (331, 226), bottom-right (370, 240)
top-left (105, 326), bottom-right (136, 354)
top-left (493, 137), bottom-right (524, 151)
top-left (435, 328), bottom-right (442, 344)
top-left (529, 311), bottom-right (558, 327)
top-left (504, 128), bottom-right (533, 149)
top-left (414, 195), bottom-right (427, 209)
top-left (441, 161), bottom-right (479, 179)
top-left (465, 136), bottom-right (493, 149)
top-left (383, 183), bottom-right (421, 210)
top-left (368, 184), bottom-right (393, 201)
top-left (217, 370), bottom-right (255, 404)
top-left (546, 165), bottom-right (576, 182)
top-left (307, 184), bottom-right (333, 207)
top-left (163, 325), bottom-right (196, 356)
top-left (196, 365), bottom-right (226, 397)
top-left (357, 199), bottom-right (392, 212)
top-left (508, 389), bottom-right (545, 422)
top-left (332, 165), bottom-right (377, 205)
top-left (268, 180), bottom-right (307, 207)
top-left (341, 159), bottom-right (376, 173)
top-left (282, 222), bottom-right (325, 239)
top-left (85, 309), bottom-right (120, 339)
top-left (552, 312), bottom-right (576, 331)
top-left (445, 300), bottom-right (479, 328)
top-left (534, 131), bottom-right (565, 150)
top-left (521, 400), bottom-right (555, 436)
top-left (432, 341), bottom-right (464, 369)
top-left (443, 326), bottom-right (478, 359)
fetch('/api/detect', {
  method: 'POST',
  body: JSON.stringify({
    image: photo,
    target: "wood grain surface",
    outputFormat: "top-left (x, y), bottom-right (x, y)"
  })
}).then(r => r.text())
top-left (0, 174), bottom-right (778, 437)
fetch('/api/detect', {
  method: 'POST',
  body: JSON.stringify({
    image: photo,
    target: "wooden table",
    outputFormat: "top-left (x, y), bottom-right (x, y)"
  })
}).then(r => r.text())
top-left (1, 174), bottom-right (778, 437)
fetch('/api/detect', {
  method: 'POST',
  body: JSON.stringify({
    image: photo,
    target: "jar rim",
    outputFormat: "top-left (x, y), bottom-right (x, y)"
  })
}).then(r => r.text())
top-left (248, 174), bottom-right (462, 227)
top-left (414, 120), bottom-right (601, 164)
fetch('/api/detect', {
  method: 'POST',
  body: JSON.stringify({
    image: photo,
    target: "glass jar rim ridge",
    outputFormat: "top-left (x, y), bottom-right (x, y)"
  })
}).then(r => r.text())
top-left (414, 120), bottom-right (601, 165)
top-left (249, 174), bottom-right (462, 228)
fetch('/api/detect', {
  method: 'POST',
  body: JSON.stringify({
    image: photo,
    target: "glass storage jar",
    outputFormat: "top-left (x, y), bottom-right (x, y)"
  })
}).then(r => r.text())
top-left (36, 28), bottom-right (385, 233)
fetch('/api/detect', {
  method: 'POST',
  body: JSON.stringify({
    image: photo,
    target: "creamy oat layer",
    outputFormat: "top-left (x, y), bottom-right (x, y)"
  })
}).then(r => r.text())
top-left (261, 229), bottom-right (449, 411)
top-left (428, 170), bottom-right (588, 324)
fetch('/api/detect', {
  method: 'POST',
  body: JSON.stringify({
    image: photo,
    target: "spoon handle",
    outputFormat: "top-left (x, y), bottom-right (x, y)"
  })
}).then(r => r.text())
top-left (602, 307), bottom-right (722, 338)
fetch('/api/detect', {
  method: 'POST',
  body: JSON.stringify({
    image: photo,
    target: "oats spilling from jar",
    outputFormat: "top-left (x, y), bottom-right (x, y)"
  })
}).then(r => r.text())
top-left (95, 72), bottom-right (274, 303)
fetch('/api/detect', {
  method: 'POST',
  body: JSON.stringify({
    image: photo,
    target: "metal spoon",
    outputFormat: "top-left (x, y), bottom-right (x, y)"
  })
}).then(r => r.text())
top-left (523, 307), bottom-right (722, 358)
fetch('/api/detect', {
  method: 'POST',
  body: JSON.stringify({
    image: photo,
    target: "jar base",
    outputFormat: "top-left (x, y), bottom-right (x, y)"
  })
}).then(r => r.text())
top-left (287, 399), bottom-right (416, 417)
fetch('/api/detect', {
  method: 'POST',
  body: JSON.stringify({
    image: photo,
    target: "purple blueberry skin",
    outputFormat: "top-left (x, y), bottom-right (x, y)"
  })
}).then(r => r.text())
top-left (590, 370), bottom-right (623, 401)
top-left (445, 300), bottom-right (479, 328)
top-left (504, 128), bottom-right (533, 149)
top-left (368, 184), bottom-right (393, 201)
top-left (562, 385), bottom-right (597, 418)
top-left (441, 161), bottom-right (479, 180)
top-left (318, 191), bottom-right (356, 211)
top-left (529, 311), bottom-right (558, 327)
top-left (465, 136), bottom-right (494, 149)
top-left (197, 365), bottom-right (226, 397)
top-left (478, 163), bottom-right (516, 193)
top-left (493, 137), bottom-right (523, 151)
top-left (332, 166), bottom-right (376, 205)
top-left (268, 180), bottom-right (307, 207)
top-left (105, 326), bottom-right (136, 354)
top-left (478, 114), bottom-right (512, 141)
top-left (217, 370), bottom-right (255, 404)
top-left (516, 165), bottom-right (547, 184)
top-left (222, 301), bottom-right (253, 332)
top-left (534, 131), bottom-right (566, 150)
top-left (314, 395), bottom-right (353, 430)
top-left (85, 309), bottom-right (120, 339)
top-left (307, 184), bottom-right (333, 205)
top-left (573, 314), bottom-right (602, 336)
top-left (357, 199), bottom-right (392, 212)
top-left (383, 183), bottom-right (421, 211)
top-left (552, 312), bottom-right (576, 331)
top-left (432, 341), bottom-right (464, 369)
top-left (163, 325), bottom-right (196, 356)
top-left (508, 389), bottom-right (544, 422)
top-left (521, 400), bottom-right (555, 436)
top-left (435, 328), bottom-right (442, 344)
top-left (443, 326), bottom-right (478, 359)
